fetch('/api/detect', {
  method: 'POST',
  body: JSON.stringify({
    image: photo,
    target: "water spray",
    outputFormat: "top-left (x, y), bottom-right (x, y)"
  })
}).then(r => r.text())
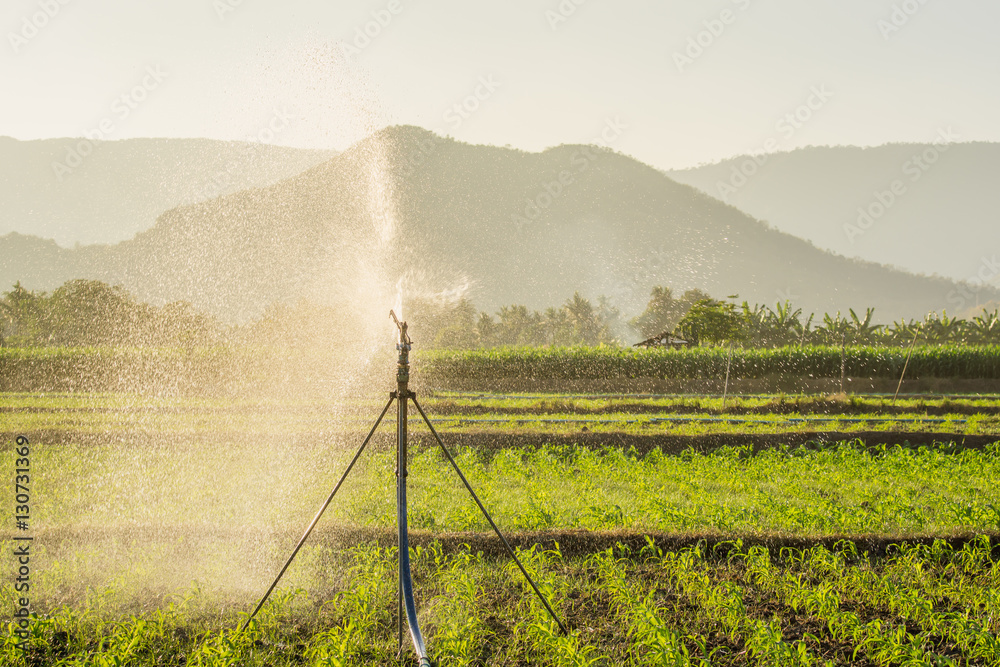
top-left (241, 310), bottom-right (566, 663)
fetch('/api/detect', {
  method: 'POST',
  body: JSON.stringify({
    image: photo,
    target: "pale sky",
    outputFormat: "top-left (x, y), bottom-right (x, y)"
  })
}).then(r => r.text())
top-left (2, 0), bottom-right (999, 169)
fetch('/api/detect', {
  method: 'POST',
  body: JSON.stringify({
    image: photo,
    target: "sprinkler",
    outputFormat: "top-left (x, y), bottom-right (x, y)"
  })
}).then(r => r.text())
top-left (242, 311), bottom-right (566, 663)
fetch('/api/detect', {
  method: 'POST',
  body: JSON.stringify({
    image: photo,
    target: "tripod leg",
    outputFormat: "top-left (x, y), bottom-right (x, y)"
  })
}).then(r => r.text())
top-left (411, 397), bottom-right (568, 636)
top-left (241, 394), bottom-right (396, 633)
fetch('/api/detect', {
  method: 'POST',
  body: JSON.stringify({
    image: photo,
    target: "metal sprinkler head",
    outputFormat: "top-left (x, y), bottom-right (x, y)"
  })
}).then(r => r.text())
top-left (390, 309), bottom-right (411, 346)
top-left (390, 310), bottom-right (411, 388)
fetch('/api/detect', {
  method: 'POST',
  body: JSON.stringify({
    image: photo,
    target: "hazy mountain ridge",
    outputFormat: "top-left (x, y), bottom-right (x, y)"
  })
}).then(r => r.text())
top-left (0, 136), bottom-right (337, 246)
top-left (3, 126), bottom-right (996, 323)
top-left (668, 143), bottom-right (1000, 287)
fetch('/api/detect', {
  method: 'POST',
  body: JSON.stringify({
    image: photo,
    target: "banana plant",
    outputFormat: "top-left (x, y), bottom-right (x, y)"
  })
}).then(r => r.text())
top-left (815, 311), bottom-right (851, 346)
top-left (967, 308), bottom-right (1000, 345)
top-left (848, 307), bottom-right (884, 344)
top-left (922, 311), bottom-right (966, 344)
top-left (888, 318), bottom-right (921, 345)
top-left (771, 300), bottom-right (805, 345)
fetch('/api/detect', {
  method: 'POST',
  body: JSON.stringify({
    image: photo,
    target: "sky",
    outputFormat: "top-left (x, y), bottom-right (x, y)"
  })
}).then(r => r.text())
top-left (2, 0), bottom-right (999, 170)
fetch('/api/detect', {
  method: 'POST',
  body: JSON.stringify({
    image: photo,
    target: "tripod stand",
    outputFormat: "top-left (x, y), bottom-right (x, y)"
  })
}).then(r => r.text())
top-left (242, 311), bottom-right (566, 664)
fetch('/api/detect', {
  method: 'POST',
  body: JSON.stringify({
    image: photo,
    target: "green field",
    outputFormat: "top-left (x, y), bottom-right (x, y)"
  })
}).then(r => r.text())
top-left (4, 538), bottom-right (1000, 666)
top-left (5, 344), bottom-right (1000, 395)
top-left (3, 388), bottom-right (1000, 665)
top-left (420, 345), bottom-right (1000, 381)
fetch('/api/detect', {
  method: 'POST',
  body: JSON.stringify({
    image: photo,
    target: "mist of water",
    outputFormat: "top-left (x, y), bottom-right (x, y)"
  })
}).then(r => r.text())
top-left (29, 41), bottom-right (478, 611)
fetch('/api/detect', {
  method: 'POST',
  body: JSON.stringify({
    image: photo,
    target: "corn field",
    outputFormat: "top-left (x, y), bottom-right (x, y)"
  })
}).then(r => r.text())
top-left (4, 537), bottom-right (998, 666)
top-left (420, 345), bottom-right (1000, 382)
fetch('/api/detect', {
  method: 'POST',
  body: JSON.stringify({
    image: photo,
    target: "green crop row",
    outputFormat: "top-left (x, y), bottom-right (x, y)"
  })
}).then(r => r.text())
top-left (0, 346), bottom-right (245, 393)
top-left (418, 344), bottom-right (1000, 381)
top-left (3, 344), bottom-right (1000, 393)
top-left (0, 346), bottom-right (368, 393)
top-left (7, 440), bottom-right (1000, 537)
top-left (4, 538), bottom-right (997, 665)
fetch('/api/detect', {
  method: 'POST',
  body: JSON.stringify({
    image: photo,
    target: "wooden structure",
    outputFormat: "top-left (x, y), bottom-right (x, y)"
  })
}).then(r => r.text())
top-left (633, 331), bottom-right (689, 348)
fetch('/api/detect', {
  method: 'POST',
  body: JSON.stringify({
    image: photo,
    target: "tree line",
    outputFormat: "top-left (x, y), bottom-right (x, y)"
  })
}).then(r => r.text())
top-left (0, 280), bottom-right (217, 349)
top-left (412, 286), bottom-right (1000, 348)
top-left (2, 280), bottom-right (998, 349)
top-left (660, 292), bottom-right (1000, 347)
top-left (405, 292), bottom-right (628, 348)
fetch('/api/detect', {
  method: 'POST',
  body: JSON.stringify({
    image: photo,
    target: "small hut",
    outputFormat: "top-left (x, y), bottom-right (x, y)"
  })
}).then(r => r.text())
top-left (633, 331), bottom-right (689, 348)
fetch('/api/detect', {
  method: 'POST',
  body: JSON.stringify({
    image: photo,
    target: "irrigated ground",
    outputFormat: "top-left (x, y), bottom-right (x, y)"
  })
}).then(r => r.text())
top-left (2, 390), bottom-right (999, 665)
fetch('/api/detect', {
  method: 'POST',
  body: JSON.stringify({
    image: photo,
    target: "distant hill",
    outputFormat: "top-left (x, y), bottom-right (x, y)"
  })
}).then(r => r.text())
top-left (3, 127), bottom-right (995, 323)
top-left (0, 136), bottom-right (336, 246)
top-left (668, 143), bottom-right (1000, 290)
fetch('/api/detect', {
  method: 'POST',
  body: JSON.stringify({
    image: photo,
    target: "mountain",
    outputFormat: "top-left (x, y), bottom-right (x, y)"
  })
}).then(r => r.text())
top-left (0, 136), bottom-right (336, 246)
top-left (3, 126), bottom-right (995, 323)
top-left (668, 143), bottom-right (1000, 298)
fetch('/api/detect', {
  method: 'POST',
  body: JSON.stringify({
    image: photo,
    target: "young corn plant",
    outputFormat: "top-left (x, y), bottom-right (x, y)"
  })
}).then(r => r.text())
top-left (846, 541), bottom-right (999, 663)
top-left (589, 549), bottom-right (698, 666)
top-left (307, 544), bottom-right (396, 666)
top-left (743, 545), bottom-right (956, 666)
top-left (661, 545), bottom-right (824, 667)
top-left (511, 546), bottom-right (605, 667)
top-left (428, 549), bottom-right (491, 666)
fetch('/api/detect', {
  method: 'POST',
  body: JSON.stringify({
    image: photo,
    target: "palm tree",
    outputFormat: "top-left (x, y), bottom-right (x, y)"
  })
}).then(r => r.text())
top-left (497, 305), bottom-right (541, 346)
top-left (563, 293), bottom-right (602, 345)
